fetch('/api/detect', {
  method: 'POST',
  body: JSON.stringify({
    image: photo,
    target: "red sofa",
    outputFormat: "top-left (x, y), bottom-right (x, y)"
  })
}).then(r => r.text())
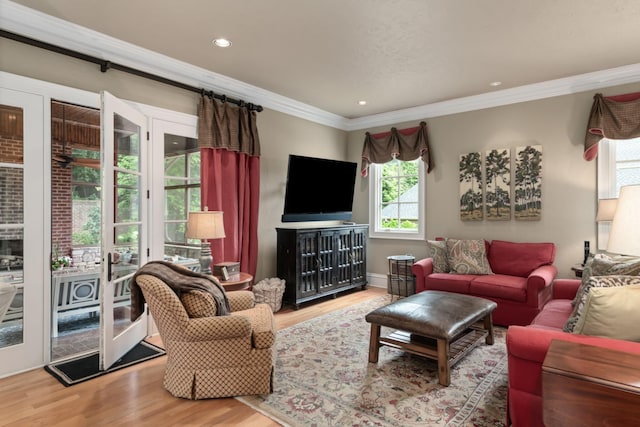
top-left (506, 278), bottom-right (640, 427)
top-left (411, 240), bottom-right (557, 326)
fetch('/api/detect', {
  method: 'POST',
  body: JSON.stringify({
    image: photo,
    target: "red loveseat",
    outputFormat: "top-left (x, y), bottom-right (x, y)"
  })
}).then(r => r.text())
top-left (411, 240), bottom-right (557, 326)
top-left (506, 279), bottom-right (640, 427)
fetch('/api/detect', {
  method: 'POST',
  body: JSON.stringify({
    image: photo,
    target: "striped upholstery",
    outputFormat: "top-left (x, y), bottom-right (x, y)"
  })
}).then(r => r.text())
top-left (136, 274), bottom-right (275, 399)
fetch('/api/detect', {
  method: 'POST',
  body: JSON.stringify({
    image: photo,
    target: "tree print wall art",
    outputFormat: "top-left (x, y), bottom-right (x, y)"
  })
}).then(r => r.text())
top-left (485, 148), bottom-right (511, 220)
top-left (514, 145), bottom-right (542, 220)
top-left (459, 152), bottom-right (483, 221)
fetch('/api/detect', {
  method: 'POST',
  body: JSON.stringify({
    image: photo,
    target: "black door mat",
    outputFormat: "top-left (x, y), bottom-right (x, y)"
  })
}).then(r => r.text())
top-left (45, 340), bottom-right (166, 387)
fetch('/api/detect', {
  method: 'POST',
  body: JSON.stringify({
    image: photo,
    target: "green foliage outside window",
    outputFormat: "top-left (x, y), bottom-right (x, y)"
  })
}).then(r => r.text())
top-left (380, 159), bottom-right (419, 230)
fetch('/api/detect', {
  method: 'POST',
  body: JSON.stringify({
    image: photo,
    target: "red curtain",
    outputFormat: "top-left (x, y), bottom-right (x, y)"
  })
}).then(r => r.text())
top-left (201, 149), bottom-right (260, 277)
top-left (198, 95), bottom-right (261, 277)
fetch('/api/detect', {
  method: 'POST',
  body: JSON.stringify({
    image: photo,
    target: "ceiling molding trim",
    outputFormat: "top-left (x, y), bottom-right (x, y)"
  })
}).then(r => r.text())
top-left (2, 0), bottom-right (640, 133)
top-left (0, 0), bottom-right (349, 129)
top-left (345, 63), bottom-right (640, 131)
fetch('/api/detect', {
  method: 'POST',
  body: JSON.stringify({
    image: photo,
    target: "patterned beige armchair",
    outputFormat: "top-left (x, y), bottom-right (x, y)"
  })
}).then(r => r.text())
top-left (135, 273), bottom-right (275, 399)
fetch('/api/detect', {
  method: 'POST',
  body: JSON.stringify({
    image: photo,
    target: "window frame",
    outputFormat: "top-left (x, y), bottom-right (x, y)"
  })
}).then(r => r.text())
top-left (368, 159), bottom-right (426, 240)
top-left (163, 150), bottom-right (200, 246)
top-left (596, 137), bottom-right (640, 250)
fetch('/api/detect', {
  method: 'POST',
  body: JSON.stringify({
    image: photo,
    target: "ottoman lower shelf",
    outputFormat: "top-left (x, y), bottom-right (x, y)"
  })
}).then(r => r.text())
top-left (380, 327), bottom-right (488, 364)
top-left (374, 327), bottom-right (489, 385)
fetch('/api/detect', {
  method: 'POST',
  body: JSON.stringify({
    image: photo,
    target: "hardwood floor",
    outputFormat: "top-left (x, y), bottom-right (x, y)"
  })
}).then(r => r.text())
top-left (0, 287), bottom-right (386, 426)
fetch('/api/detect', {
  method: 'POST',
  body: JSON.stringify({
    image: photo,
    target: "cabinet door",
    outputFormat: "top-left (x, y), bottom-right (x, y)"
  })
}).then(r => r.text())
top-left (296, 232), bottom-right (319, 298)
top-left (317, 230), bottom-right (337, 293)
top-left (351, 227), bottom-right (367, 286)
top-left (335, 228), bottom-right (352, 287)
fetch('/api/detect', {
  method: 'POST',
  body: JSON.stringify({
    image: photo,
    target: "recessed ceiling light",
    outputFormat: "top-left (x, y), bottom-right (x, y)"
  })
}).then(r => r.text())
top-left (212, 38), bottom-right (232, 48)
top-left (358, 100), bottom-right (367, 106)
top-left (489, 81), bottom-right (502, 87)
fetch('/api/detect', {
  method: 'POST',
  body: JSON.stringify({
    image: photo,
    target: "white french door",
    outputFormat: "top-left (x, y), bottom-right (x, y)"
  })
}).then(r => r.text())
top-left (99, 91), bottom-right (148, 369)
top-left (0, 88), bottom-right (46, 377)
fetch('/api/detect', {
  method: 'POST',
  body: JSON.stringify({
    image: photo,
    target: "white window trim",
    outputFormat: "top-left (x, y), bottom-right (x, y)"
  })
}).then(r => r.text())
top-left (596, 139), bottom-right (614, 250)
top-left (368, 162), bottom-right (426, 240)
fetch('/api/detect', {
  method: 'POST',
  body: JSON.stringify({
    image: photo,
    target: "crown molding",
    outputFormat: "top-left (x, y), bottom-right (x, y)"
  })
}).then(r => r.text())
top-left (3, 0), bottom-right (640, 133)
top-left (0, 0), bottom-right (349, 129)
top-left (345, 63), bottom-right (640, 131)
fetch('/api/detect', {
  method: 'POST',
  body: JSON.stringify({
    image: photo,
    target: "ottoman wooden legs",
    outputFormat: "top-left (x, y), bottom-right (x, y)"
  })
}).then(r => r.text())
top-left (367, 312), bottom-right (495, 387)
top-left (368, 324), bottom-right (381, 363)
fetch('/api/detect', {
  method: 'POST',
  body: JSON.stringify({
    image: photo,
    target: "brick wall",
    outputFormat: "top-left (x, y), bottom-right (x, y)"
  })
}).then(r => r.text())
top-left (51, 137), bottom-right (72, 257)
top-left (0, 134), bottom-right (24, 252)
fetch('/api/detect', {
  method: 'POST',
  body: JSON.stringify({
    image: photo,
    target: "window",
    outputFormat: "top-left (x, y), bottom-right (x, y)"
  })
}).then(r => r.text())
top-left (71, 148), bottom-right (100, 246)
top-left (597, 137), bottom-right (640, 249)
top-left (368, 158), bottom-right (425, 240)
top-left (163, 134), bottom-right (200, 258)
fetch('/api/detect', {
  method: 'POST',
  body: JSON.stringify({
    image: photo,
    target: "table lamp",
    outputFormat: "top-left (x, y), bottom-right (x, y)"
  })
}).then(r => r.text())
top-left (186, 208), bottom-right (225, 274)
top-left (607, 185), bottom-right (640, 257)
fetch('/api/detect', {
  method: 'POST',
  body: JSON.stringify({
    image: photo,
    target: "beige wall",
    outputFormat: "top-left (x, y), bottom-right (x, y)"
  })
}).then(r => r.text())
top-left (0, 38), bottom-right (348, 282)
top-left (348, 82), bottom-right (640, 280)
top-left (4, 37), bottom-right (640, 282)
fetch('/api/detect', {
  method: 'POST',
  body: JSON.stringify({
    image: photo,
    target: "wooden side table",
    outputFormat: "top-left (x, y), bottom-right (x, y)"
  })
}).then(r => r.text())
top-left (216, 272), bottom-right (253, 292)
top-left (542, 339), bottom-right (640, 427)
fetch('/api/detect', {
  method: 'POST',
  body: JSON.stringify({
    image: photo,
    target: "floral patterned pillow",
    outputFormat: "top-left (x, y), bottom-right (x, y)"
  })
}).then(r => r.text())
top-left (446, 239), bottom-right (492, 275)
top-left (427, 240), bottom-right (450, 273)
top-left (564, 275), bottom-right (640, 333)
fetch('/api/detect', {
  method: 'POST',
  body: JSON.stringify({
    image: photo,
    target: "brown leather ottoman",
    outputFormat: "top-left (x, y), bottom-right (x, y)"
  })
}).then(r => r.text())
top-left (365, 290), bottom-right (497, 386)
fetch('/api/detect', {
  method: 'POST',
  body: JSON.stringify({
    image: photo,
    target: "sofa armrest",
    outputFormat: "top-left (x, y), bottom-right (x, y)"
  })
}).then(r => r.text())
top-left (411, 257), bottom-right (433, 277)
top-left (411, 258), bottom-right (434, 293)
top-left (228, 290), bottom-right (255, 311)
top-left (552, 279), bottom-right (581, 300)
top-left (526, 264), bottom-right (557, 292)
top-left (183, 315), bottom-right (252, 341)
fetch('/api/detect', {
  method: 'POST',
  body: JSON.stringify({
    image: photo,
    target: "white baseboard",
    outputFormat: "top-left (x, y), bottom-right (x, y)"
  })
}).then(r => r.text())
top-left (367, 273), bottom-right (387, 289)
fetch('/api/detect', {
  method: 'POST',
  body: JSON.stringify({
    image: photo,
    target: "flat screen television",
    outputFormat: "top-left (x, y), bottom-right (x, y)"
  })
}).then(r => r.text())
top-left (282, 155), bottom-right (357, 222)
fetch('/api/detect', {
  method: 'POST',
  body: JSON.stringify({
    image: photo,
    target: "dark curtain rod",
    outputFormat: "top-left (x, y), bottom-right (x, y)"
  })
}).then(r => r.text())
top-left (0, 29), bottom-right (263, 112)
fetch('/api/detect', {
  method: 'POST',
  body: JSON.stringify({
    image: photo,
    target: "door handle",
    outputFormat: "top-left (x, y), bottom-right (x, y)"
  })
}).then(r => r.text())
top-left (107, 252), bottom-right (112, 282)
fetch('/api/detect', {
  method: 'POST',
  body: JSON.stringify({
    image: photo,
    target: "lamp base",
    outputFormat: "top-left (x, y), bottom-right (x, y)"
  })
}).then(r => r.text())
top-left (199, 241), bottom-right (213, 275)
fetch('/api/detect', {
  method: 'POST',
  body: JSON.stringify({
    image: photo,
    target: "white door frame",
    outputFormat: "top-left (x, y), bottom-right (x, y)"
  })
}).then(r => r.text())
top-left (0, 71), bottom-right (198, 376)
top-left (0, 87), bottom-right (45, 377)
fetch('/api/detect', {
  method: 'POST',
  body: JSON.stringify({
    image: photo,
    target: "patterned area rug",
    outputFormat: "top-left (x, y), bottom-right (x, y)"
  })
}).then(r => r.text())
top-left (237, 295), bottom-right (507, 427)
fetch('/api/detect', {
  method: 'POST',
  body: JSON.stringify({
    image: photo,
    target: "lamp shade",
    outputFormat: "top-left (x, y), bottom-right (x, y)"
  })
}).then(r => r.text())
top-left (607, 185), bottom-right (640, 256)
top-left (596, 198), bottom-right (618, 222)
top-left (186, 210), bottom-right (226, 240)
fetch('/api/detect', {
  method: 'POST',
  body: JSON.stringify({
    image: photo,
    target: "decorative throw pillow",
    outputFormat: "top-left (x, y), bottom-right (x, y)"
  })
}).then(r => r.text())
top-left (572, 255), bottom-right (640, 306)
top-left (446, 239), bottom-right (492, 275)
top-left (181, 290), bottom-right (217, 318)
top-left (573, 283), bottom-right (640, 341)
top-left (563, 275), bottom-right (639, 333)
top-left (427, 240), bottom-right (450, 273)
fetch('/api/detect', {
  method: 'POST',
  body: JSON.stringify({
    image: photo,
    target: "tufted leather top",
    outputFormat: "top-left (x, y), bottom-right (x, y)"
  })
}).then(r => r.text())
top-left (366, 291), bottom-right (497, 340)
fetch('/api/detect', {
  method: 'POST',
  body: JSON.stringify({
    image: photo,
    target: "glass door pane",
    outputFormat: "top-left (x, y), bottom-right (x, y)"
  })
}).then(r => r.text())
top-left (50, 101), bottom-right (102, 361)
top-left (0, 104), bottom-right (24, 349)
top-left (100, 91), bottom-right (148, 370)
top-left (0, 88), bottom-right (45, 377)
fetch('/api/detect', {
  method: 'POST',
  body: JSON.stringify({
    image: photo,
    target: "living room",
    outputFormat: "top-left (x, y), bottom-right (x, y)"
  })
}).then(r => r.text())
top-left (1, 1), bottom-right (640, 425)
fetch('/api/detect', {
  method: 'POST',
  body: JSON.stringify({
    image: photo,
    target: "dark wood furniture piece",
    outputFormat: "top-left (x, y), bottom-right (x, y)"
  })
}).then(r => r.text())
top-left (365, 291), bottom-right (496, 386)
top-left (216, 272), bottom-right (253, 292)
top-left (276, 224), bottom-right (367, 309)
top-left (570, 264), bottom-right (584, 278)
top-left (542, 339), bottom-right (640, 427)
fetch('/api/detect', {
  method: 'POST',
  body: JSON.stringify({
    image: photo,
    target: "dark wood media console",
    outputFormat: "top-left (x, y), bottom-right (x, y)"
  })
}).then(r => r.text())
top-left (276, 224), bottom-right (367, 309)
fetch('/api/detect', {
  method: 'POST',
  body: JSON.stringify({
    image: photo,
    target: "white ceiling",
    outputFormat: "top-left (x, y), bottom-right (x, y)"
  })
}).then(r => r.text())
top-left (5, 0), bottom-right (640, 124)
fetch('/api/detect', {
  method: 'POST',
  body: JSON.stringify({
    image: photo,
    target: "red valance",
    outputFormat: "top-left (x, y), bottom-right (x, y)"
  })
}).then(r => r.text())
top-left (361, 121), bottom-right (432, 177)
top-left (584, 92), bottom-right (640, 161)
